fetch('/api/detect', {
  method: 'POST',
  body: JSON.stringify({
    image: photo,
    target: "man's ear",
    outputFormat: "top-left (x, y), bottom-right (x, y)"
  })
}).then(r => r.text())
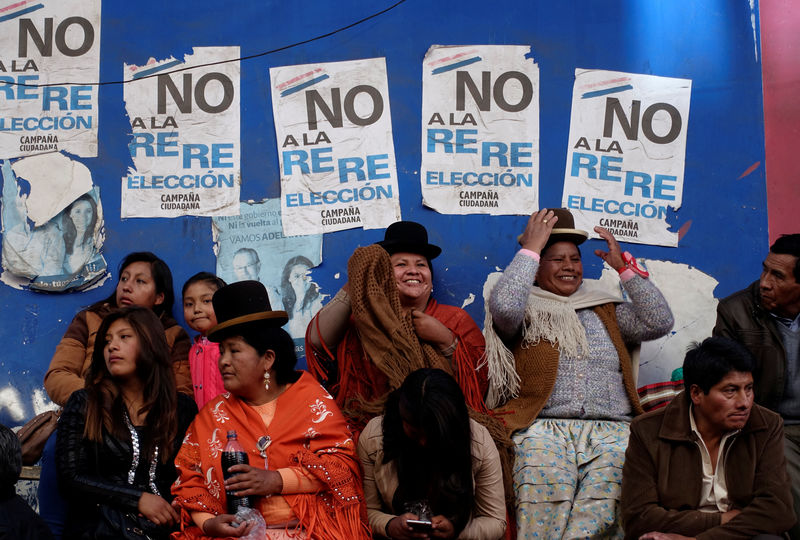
top-left (689, 384), bottom-right (704, 405)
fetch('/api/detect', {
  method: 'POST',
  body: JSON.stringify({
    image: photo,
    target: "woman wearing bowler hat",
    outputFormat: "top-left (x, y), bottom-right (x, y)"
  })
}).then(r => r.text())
top-left (171, 281), bottom-right (369, 540)
top-left (306, 221), bottom-right (491, 430)
top-left (484, 208), bottom-right (674, 539)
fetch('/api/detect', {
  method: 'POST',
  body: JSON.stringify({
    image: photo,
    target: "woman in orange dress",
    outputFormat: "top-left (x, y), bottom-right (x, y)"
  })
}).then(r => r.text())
top-left (171, 281), bottom-right (370, 540)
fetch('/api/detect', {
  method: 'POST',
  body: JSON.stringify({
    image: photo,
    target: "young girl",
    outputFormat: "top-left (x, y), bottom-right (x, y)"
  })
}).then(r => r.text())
top-left (56, 307), bottom-right (197, 540)
top-left (182, 272), bottom-right (226, 409)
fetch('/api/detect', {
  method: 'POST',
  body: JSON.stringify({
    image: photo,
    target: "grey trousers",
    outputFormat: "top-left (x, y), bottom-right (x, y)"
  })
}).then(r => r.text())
top-left (784, 424), bottom-right (800, 540)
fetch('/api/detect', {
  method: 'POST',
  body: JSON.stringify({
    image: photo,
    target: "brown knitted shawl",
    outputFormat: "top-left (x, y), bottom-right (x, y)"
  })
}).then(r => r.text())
top-left (494, 302), bottom-right (644, 434)
top-left (348, 244), bottom-right (517, 506)
top-left (347, 244), bottom-right (448, 392)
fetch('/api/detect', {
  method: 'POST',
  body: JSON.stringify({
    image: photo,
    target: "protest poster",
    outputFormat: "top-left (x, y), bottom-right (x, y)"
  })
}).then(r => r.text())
top-left (213, 199), bottom-right (324, 361)
top-left (1, 156), bottom-right (106, 292)
top-left (561, 69), bottom-right (692, 246)
top-left (269, 57), bottom-right (401, 236)
top-left (121, 47), bottom-right (240, 218)
top-left (420, 45), bottom-right (540, 215)
top-left (0, 0), bottom-right (101, 158)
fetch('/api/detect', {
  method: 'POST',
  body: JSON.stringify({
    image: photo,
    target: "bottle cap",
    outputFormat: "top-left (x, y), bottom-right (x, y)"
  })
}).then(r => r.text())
top-left (227, 430), bottom-right (237, 439)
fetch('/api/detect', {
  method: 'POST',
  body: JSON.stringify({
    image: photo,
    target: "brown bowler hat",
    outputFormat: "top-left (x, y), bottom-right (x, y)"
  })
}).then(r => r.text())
top-left (518, 208), bottom-right (589, 247)
top-left (207, 281), bottom-right (288, 342)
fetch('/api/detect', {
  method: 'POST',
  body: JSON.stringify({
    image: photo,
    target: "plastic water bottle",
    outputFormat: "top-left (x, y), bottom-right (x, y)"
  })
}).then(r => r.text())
top-left (221, 430), bottom-right (251, 513)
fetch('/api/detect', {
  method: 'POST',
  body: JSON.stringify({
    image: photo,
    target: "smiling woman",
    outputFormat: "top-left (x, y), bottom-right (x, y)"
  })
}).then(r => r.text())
top-left (305, 221), bottom-right (490, 430)
top-left (485, 208), bottom-right (674, 539)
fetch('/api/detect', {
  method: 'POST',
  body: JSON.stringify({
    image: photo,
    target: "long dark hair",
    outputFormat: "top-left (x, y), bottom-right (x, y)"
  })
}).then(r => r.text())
top-left (62, 194), bottom-right (98, 255)
top-left (280, 255), bottom-right (320, 313)
top-left (382, 368), bottom-right (473, 535)
top-left (92, 252), bottom-right (176, 317)
top-left (84, 307), bottom-right (178, 463)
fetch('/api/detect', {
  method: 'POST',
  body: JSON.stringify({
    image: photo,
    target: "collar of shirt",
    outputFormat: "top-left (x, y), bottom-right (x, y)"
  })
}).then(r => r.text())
top-left (769, 310), bottom-right (800, 331)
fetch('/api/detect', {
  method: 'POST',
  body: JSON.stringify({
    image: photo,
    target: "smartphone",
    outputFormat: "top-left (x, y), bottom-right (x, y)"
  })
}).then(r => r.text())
top-left (407, 519), bottom-right (433, 532)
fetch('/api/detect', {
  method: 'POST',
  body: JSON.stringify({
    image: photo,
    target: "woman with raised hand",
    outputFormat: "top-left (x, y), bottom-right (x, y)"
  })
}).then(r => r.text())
top-left (485, 208), bottom-right (674, 539)
top-left (306, 221), bottom-right (489, 430)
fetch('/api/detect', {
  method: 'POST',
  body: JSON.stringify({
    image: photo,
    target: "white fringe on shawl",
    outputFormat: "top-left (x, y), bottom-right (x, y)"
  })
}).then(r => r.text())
top-left (483, 275), bottom-right (623, 408)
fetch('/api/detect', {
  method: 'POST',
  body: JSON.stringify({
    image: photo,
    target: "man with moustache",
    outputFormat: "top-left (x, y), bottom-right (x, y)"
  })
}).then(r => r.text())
top-left (713, 234), bottom-right (800, 538)
top-left (621, 337), bottom-right (794, 540)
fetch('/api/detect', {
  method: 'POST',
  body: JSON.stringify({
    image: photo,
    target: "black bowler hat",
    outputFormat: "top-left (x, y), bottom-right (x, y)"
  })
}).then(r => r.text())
top-left (207, 281), bottom-right (288, 342)
top-left (376, 221), bottom-right (442, 260)
top-left (518, 208), bottom-right (589, 248)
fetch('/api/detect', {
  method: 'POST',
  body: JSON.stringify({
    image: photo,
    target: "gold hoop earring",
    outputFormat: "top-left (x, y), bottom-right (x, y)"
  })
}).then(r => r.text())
top-left (263, 371), bottom-right (271, 391)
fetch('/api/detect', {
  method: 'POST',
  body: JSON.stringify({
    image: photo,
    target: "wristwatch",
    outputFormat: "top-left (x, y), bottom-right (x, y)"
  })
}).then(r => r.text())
top-left (618, 251), bottom-right (649, 278)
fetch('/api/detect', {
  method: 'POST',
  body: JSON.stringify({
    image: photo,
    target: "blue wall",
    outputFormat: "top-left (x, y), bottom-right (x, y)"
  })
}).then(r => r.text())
top-left (0, 0), bottom-right (767, 426)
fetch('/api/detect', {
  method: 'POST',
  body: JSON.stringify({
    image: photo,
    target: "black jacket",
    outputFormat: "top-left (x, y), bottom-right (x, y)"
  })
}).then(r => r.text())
top-left (713, 280), bottom-right (787, 411)
top-left (0, 488), bottom-right (54, 540)
top-left (56, 389), bottom-right (197, 539)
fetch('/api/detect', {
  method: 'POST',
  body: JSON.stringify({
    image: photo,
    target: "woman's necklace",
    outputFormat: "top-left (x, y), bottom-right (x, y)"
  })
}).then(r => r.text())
top-left (123, 409), bottom-right (160, 495)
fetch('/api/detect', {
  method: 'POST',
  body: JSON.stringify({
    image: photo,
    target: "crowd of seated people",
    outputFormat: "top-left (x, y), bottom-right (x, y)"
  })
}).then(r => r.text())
top-left (4, 217), bottom-right (798, 540)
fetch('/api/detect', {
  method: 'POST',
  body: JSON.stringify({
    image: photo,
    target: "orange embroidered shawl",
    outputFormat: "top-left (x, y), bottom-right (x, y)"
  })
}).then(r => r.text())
top-left (170, 371), bottom-right (370, 540)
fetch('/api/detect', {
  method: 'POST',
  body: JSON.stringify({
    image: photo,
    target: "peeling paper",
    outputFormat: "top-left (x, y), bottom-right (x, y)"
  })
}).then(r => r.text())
top-left (461, 292), bottom-right (476, 309)
top-left (599, 259), bottom-right (718, 386)
top-left (213, 200), bottom-right (324, 357)
top-left (11, 153), bottom-right (93, 225)
top-left (561, 69), bottom-right (692, 246)
top-left (0, 0), bottom-right (101, 158)
top-left (32, 388), bottom-right (59, 416)
top-left (122, 47), bottom-right (241, 218)
top-left (482, 259), bottom-right (718, 387)
top-left (0, 386), bottom-right (25, 423)
top-left (1, 158), bottom-right (107, 291)
top-left (420, 45), bottom-right (540, 215)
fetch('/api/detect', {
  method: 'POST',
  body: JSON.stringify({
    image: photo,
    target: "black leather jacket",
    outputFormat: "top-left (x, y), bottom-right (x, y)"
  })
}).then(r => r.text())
top-left (56, 389), bottom-right (196, 539)
top-left (713, 280), bottom-right (787, 411)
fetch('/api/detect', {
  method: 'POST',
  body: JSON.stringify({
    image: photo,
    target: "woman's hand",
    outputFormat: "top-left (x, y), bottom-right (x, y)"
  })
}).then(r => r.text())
top-left (137, 492), bottom-right (179, 527)
top-left (519, 208), bottom-right (557, 254)
top-left (638, 533), bottom-right (694, 540)
top-left (431, 515), bottom-right (455, 539)
top-left (202, 514), bottom-right (254, 537)
top-left (593, 226), bottom-right (626, 271)
top-left (411, 310), bottom-right (454, 350)
top-left (386, 513), bottom-right (432, 539)
top-left (224, 465), bottom-right (283, 497)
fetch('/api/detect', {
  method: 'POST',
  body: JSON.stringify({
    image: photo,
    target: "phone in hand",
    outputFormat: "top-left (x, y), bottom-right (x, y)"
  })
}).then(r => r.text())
top-left (407, 519), bottom-right (433, 532)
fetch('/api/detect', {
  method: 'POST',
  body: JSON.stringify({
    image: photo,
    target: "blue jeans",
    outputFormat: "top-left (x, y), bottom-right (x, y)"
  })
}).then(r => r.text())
top-left (38, 434), bottom-right (66, 540)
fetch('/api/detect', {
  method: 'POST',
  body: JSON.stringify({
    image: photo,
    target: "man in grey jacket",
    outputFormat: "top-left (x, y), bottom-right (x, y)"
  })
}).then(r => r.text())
top-left (713, 233), bottom-right (800, 539)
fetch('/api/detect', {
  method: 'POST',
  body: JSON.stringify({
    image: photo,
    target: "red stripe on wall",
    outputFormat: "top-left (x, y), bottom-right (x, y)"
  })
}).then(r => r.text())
top-left (760, 0), bottom-right (800, 242)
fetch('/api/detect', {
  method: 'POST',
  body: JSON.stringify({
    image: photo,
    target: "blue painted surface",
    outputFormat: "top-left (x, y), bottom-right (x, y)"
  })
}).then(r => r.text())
top-left (0, 0), bottom-right (767, 426)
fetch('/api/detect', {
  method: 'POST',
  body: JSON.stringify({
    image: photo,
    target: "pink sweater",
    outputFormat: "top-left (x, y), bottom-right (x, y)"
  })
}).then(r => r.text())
top-left (189, 336), bottom-right (225, 409)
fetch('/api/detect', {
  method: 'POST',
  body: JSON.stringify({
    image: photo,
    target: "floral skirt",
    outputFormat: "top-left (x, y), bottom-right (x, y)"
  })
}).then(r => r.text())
top-left (512, 418), bottom-right (629, 540)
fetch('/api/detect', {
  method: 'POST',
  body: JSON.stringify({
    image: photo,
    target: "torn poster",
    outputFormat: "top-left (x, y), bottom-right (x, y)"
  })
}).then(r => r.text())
top-left (561, 69), bottom-right (692, 246)
top-left (213, 199), bottom-right (324, 358)
top-left (1, 157), bottom-right (106, 291)
top-left (0, 0), bottom-right (101, 158)
top-left (420, 45), bottom-right (540, 215)
top-left (269, 57), bottom-right (401, 236)
top-left (121, 46), bottom-right (240, 218)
